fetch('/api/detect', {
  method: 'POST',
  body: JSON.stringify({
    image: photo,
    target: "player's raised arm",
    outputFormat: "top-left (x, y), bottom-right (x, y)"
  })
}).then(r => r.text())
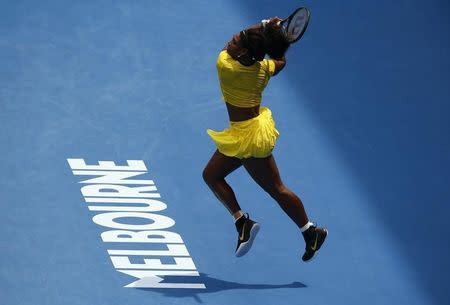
top-left (271, 56), bottom-right (286, 76)
top-left (262, 18), bottom-right (289, 75)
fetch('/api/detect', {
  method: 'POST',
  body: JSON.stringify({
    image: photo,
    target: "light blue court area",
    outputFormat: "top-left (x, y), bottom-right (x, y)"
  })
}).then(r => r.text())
top-left (1, 1), bottom-right (449, 304)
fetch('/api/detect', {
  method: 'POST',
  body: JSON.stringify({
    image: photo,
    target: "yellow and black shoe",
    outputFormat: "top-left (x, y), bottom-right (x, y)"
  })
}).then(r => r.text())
top-left (302, 225), bottom-right (328, 262)
top-left (235, 213), bottom-right (260, 257)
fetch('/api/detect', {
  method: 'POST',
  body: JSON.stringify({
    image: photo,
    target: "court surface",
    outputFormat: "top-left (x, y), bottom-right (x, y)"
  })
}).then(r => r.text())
top-left (1, 1), bottom-right (449, 304)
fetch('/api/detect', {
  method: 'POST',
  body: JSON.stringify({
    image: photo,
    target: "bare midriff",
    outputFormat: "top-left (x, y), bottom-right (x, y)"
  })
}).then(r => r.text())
top-left (226, 102), bottom-right (260, 122)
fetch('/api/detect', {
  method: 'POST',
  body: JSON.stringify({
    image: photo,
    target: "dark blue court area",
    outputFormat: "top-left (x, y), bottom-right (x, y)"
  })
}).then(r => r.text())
top-left (1, 1), bottom-right (449, 304)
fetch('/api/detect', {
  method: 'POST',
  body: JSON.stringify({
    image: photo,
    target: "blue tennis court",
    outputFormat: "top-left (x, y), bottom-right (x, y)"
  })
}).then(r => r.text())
top-left (1, 1), bottom-right (449, 304)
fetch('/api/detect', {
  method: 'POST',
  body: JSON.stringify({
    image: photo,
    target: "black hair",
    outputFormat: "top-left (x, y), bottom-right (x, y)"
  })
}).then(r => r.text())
top-left (264, 23), bottom-right (290, 59)
top-left (240, 28), bottom-right (266, 62)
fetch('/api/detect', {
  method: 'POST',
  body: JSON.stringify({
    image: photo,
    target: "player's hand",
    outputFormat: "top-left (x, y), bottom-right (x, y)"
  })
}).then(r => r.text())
top-left (270, 16), bottom-right (283, 24)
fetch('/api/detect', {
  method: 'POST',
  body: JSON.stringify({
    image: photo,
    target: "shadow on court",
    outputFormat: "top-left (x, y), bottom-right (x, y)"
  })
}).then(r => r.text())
top-left (139, 273), bottom-right (306, 302)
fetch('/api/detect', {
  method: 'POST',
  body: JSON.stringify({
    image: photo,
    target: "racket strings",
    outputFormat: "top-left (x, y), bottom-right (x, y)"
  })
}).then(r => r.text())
top-left (280, 7), bottom-right (310, 43)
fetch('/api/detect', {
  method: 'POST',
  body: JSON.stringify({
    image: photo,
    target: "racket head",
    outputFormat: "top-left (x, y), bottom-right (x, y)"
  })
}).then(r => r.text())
top-left (279, 7), bottom-right (311, 43)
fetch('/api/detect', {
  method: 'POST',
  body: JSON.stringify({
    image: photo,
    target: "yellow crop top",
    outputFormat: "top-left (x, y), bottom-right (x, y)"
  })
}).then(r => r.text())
top-left (216, 50), bottom-right (276, 108)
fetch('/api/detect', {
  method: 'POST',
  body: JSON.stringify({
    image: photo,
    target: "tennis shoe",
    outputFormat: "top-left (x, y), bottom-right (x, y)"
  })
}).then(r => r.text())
top-left (302, 224), bottom-right (328, 262)
top-left (235, 213), bottom-right (260, 257)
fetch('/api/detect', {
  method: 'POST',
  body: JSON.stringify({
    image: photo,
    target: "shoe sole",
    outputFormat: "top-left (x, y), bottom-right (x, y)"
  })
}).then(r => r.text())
top-left (303, 228), bottom-right (328, 263)
top-left (235, 223), bottom-right (260, 257)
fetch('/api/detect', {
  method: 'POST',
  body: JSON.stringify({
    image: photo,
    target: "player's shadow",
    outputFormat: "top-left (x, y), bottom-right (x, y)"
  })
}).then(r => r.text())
top-left (140, 273), bottom-right (306, 302)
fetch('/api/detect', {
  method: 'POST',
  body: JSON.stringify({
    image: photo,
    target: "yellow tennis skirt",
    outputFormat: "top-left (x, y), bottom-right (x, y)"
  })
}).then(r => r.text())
top-left (206, 107), bottom-right (280, 159)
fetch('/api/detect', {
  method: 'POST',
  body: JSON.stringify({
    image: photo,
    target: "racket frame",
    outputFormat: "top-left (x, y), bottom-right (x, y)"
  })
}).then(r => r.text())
top-left (279, 7), bottom-right (311, 43)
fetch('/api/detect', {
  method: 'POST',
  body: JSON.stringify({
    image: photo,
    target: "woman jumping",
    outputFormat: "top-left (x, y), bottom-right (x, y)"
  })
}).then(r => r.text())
top-left (202, 17), bottom-right (327, 262)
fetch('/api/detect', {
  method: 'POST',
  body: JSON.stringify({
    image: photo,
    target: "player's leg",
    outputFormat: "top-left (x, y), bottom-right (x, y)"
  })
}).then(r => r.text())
top-left (242, 154), bottom-right (309, 228)
top-left (202, 150), bottom-right (242, 217)
top-left (202, 150), bottom-right (260, 257)
top-left (242, 154), bottom-right (327, 261)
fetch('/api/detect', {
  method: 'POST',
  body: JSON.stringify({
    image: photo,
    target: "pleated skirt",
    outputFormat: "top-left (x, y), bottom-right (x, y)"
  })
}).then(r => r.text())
top-left (207, 107), bottom-right (279, 159)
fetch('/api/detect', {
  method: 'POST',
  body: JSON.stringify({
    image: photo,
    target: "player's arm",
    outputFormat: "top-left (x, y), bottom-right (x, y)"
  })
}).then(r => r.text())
top-left (264, 17), bottom-right (288, 76)
top-left (271, 56), bottom-right (286, 76)
top-left (223, 20), bottom-right (266, 51)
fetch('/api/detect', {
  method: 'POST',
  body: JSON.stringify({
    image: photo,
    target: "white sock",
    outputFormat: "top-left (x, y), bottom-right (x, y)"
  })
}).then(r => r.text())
top-left (301, 221), bottom-right (314, 232)
top-left (233, 210), bottom-right (244, 222)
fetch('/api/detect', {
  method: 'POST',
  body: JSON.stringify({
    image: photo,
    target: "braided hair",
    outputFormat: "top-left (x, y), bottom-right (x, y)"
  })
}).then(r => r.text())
top-left (263, 22), bottom-right (290, 59)
top-left (239, 28), bottom-right (266, 62)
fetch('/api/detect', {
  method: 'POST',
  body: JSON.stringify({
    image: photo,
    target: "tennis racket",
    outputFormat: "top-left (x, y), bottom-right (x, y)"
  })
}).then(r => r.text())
top-left (279, 7), bottom-right (311, 43)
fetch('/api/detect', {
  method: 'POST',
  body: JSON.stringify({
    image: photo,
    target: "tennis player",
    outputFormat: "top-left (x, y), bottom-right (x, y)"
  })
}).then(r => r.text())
top-left (203, 17), bottom-right (327, 262)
